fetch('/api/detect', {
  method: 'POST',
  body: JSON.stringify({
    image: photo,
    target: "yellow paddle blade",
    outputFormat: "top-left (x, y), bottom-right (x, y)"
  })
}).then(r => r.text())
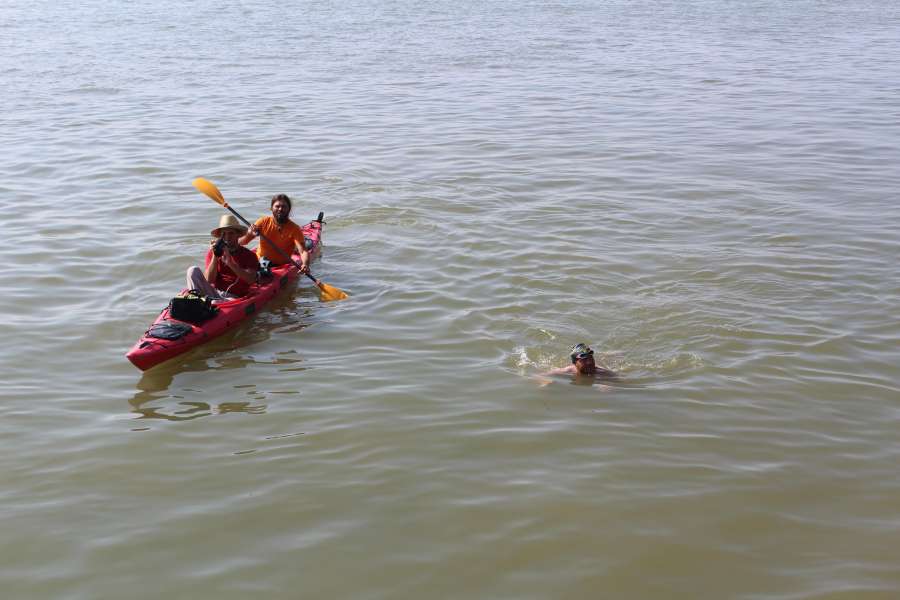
top-left (193, 178), bottom-right (227, 206)
top-left (318, 282), bottom-right (349, 301)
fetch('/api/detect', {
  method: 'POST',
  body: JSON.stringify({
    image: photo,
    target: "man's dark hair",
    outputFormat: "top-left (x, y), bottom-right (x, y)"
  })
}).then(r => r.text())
top-left (271, 194), bottom-right (292, 215)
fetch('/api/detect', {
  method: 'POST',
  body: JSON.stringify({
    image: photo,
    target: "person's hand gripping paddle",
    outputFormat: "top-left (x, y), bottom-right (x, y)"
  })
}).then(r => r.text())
top-left (193, 178), bottom-right (349, 301)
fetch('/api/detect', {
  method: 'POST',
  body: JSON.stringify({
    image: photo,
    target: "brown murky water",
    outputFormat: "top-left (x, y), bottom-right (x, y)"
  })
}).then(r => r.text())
top-left (2, 1), bottom-right (899, 598)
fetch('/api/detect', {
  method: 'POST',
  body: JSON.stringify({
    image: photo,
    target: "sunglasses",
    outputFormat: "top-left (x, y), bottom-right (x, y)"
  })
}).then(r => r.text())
top-left (573, 349), bottom-right (594, 359)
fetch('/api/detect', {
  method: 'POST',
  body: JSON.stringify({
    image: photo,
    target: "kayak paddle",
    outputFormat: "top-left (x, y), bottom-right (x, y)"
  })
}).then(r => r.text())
top-left (192, 178), bottom-right (349, 301)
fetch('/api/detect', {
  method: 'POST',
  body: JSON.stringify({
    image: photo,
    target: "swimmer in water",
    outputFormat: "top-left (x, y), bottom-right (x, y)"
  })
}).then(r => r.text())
top-left (539, 343), bottom-right (621, 392)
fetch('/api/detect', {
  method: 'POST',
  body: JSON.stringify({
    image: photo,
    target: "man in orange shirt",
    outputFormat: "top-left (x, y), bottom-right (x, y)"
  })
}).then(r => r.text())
top-left (238, 194), bottom-right (310, 274)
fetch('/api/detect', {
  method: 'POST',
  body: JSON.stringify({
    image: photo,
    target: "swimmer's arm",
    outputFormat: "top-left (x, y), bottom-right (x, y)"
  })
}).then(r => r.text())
top-left (540, 365), bottom-right (576, 377)
top-left (595, 368), bottom-right (625, 384)
top-left (535, 365), bottom-right (575, 387)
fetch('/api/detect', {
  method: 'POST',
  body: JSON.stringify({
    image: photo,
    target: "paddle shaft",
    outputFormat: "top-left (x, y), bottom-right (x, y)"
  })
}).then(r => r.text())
top-left (222, 205), bottom-right (320, 285)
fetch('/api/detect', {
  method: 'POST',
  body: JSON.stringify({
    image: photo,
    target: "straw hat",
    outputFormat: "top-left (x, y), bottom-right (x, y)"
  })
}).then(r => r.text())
top-left (211, 214), bottom-right (248, 237)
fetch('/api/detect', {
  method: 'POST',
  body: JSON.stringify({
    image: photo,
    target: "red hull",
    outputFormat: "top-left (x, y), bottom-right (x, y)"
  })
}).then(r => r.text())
top-left (126, 217), bottom-right (324, 371)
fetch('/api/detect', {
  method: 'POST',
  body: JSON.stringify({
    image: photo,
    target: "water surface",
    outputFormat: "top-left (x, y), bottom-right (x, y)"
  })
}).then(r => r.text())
top-left (2, 1), bottom-right (900, 598)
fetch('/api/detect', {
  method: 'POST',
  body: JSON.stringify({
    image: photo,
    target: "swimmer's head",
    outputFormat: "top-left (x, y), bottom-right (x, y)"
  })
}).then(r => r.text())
top-left (570, 343), bottom-right (595, 364)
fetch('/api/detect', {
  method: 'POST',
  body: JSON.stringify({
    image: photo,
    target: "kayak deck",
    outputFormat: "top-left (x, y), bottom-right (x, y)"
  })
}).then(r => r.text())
top-left (126, 215), bottom-right (324, 371)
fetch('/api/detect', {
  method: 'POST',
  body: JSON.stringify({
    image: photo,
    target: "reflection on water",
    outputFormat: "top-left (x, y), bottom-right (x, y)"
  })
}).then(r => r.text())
top-left (131, 398), bottom-right (268, 424)
top-left (127, 352), bottom-right (309, 422)
top-left (128, 376), bottom-right (271, 422)
top-left (129, 400), bottom-right (224, 423)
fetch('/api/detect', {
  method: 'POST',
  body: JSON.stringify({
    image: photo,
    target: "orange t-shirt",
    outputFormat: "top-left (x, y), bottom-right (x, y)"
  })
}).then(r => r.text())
top-left (253, 216), bottom-right (306, 265)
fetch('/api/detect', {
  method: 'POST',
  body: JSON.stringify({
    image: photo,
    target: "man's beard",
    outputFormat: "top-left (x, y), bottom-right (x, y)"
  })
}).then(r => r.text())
top-left (274, 214), bottom-right (289, 225)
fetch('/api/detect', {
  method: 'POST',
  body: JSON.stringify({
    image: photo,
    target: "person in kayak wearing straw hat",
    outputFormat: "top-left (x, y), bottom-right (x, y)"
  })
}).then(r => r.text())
top-left (186, 214), bottom-right (260, 303)
top-left (238, 193), bottom-right (310, 274)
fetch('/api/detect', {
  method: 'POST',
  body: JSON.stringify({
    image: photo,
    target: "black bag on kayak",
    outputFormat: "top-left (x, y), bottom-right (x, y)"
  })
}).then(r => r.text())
top-left (146, 320), bottom-right (194, 340)
top-left (168, 290), bottom-right (220, 322)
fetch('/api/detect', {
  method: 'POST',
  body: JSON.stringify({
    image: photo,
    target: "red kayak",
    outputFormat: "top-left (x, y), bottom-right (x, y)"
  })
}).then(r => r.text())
top-left (126, 213), bottom-right (325, 371)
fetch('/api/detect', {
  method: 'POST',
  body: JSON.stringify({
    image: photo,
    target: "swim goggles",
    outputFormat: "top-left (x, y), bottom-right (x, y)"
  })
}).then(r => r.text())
top-left (572, 348), bottom-right (594, 359)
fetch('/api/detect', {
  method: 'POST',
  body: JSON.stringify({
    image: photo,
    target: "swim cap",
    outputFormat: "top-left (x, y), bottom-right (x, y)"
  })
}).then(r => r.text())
top-left (571, 343), bottom-right (587, 364)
